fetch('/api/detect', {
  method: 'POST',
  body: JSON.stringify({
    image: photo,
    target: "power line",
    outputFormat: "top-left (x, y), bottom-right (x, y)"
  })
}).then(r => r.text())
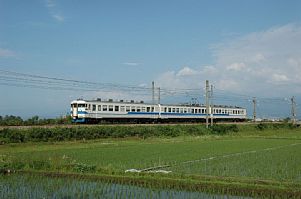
top-left (0, 68), bottom-right (298, 120)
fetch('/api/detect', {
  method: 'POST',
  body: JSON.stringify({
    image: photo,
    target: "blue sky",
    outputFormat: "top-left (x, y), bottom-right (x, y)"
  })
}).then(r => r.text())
top-left (0, 0), bottom-right (301, 119)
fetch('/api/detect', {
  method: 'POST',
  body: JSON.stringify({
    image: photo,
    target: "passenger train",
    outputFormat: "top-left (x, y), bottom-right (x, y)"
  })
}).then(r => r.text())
top-left (70, 98), bottom-right (247, 123)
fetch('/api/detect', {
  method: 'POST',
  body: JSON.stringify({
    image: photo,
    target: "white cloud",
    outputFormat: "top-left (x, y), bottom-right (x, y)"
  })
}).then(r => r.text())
top-left (156, 24), bottom-right (301, 97)
top-left (52, 14), bottom-right (64, 22)
top-left (45, 0), bottom-right (64, 22)
top-left (271, 74), bottom-right (289, 82)
top-left (176, 66), bottom-right (198, 76)
top-left (122, 62), bottom-right (141, 66)
top-left (0, 48), bottom-right (15, 57)
top-left (155, 66), bottom-right (214, 90)
top-left (226, 62), bottom-right (246, 71)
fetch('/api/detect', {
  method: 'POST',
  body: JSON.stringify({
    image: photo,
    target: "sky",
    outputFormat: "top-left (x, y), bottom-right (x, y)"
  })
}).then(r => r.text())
top-left (0, 0), bottom-right (301, 119)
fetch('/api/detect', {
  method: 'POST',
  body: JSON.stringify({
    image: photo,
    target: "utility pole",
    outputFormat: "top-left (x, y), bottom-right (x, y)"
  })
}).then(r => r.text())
top-left (252, 97), bottom-right (256, 122)
top-left (205, 80), bottom-right (210, 128)
top-left (291, 96), bottom-right (296, 125)
top-left (158, 87), bottom-right (161, 104)
top-left (152, 81), bottom-right (155, 105)
top-left (210, 85), bottom-right (214, 126)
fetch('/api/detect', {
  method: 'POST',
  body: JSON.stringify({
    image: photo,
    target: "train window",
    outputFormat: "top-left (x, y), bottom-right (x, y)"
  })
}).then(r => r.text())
top-left (103, 105), bottom-right (107, 111)
top-left (88, 104), bottom-right (91, 110)
top-left (131, 106), bottom-right (136, 112)
top-left (164, 107), bottom-right (167, 112)
top-left (192, 109), bottom-right (194, 114)
top-left (180, 108), bottom-right (183, 113)
top-left (92, 105), bottom-right (96, 111)
top-left (168, 107), bottom-right (171, 112)
top-left (151, 107), bottom-right (154, 112)
top-left (109, 105), bottom-right (113, 111)
top-left (115, 106), bottom-right (119, 112)
top-left (142, 107), bottom-right (146, 112)
top-left (126, 106), bottom-right (130, 112)
top-left (98, 105), bottom-right (101, 111)
top-left (120, 106), bottom-right (125, 112)
top-left (202, 109), bottom-right (205, 114)
top-left (137, 107), bottom-right (141, 112)
top-left (172, 108), bottom-right (175, 113)
top-left (184, 108), bottom-right (187, 113)
top-left (176, 108), bottom-right (179, 113)
top-left (147, 107), bottom-right (150, 112)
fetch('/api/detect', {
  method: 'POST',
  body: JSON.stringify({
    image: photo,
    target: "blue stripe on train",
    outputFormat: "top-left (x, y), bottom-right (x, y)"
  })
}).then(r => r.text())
top-left (72, 118), bottom-right (85, 123)
top-left (128, 112), bottom-right (229, 116)
top-left (77, 111), bottom-right (88, 114)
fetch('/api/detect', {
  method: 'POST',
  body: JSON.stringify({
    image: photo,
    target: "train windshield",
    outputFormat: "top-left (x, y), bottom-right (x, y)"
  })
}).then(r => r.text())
top-left (78, 104), bottom-right (86, 107)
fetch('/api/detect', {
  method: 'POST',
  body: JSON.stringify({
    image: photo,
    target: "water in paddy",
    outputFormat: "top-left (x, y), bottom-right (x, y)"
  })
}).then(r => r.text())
top-left (0, 174), bottom-right (251, 199)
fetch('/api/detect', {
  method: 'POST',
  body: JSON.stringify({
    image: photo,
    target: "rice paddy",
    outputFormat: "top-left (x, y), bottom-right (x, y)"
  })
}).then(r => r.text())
top-left (0, 124), bottom-right (301, 198)
top-left (0, 174), bottom-right (252, 199)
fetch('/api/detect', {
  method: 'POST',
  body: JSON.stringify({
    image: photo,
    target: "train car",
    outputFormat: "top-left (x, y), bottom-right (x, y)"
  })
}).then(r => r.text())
top-left (70, 98), bottom-right (247, 123)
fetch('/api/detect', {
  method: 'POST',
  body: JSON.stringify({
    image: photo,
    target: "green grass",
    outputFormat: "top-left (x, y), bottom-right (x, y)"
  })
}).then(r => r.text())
top-left (1, 128), bottom-right (301, 181)
top-left (171, 142), bottom-right (301, 182)
top-left (1, 124), bottom-right (301, 197)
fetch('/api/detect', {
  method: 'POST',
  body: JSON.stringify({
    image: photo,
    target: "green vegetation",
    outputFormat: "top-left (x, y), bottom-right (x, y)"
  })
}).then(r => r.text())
top-left (0, 123), bottom-right (301, 198)
top-left (1, 123), bottom-right (295, 144)
top-left (0, 124), bottom-right (236, 143)
top-left (0, 115), bottom-right (72, 126)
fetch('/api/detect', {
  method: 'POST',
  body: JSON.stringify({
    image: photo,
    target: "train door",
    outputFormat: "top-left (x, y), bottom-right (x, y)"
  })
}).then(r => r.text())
top-left (72, 103), bottom-right (78, 118)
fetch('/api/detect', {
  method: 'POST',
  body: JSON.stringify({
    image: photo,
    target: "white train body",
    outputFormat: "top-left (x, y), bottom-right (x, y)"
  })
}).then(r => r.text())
top-left (70, 99), bottom-right (247, 123)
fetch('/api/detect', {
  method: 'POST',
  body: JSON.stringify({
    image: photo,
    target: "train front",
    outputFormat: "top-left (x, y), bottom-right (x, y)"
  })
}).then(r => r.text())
top-left (70, 100), bottom-right (88, 123)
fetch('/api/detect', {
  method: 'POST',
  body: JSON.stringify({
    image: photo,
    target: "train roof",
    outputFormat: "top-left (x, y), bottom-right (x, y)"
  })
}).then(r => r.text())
top-left (72, 99), bottom-right (245, 109)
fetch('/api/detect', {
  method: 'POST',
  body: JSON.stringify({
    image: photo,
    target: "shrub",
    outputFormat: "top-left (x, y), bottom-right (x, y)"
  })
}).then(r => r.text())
top-left (255, 123), bottom-right (268, 131)
top-left (71, 163), bottom-right (96, 173)
top-left (210, 124), bottom-right (238, 135)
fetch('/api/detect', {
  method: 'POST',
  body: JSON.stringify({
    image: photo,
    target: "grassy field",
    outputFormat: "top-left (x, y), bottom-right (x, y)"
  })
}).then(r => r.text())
top-left (1, 124), bottom-right (301, 197)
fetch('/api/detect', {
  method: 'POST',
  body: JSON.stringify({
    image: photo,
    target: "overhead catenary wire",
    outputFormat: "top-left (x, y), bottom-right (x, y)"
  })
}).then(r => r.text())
top-left (0, 68), bottom-right (298, 119)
